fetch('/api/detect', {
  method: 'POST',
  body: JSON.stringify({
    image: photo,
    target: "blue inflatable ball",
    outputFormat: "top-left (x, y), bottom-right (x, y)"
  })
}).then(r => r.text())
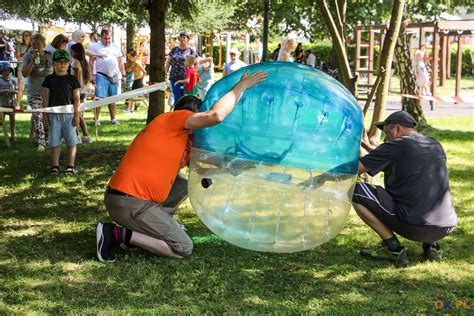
top-left (188, 62), bottom-right (363, 253)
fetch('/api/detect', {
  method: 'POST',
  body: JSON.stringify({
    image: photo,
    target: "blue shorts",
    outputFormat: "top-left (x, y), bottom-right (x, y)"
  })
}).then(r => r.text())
top-left (95, 73), bottom-right (120, 98)
top-left (48, 113), bottom-right (79, 147)
top-left (170, 80), bottom-right (184, 106)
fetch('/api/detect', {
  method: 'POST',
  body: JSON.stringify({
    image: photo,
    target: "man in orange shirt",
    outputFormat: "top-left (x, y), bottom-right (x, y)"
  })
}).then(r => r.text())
top-left (96, 70), bottom-right (267, 262)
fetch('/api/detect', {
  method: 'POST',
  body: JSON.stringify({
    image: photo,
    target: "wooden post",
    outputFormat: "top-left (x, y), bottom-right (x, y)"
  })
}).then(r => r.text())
top-left (447, 35), bottom-right (451, 79)
top-left (419, 27), bottom-right (424, 48)
top-left (455, 35), bottom-right (463, 97)
top-left (368, 30), bottom-right (375, 85)
top-left (440, 35), bottom-right (446, 86)
top-left (431, 24), bottom-right (439, 97)
top-left (262, 0), bottom-right (270, 61)
top-left (355, 27), bottom-right (361, 73)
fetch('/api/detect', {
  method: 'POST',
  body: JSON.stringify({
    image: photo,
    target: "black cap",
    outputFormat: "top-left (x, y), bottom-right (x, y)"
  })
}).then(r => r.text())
top-left (374, 111), bottom-right (417, 130)
top-left (179, 32), bottom-right (189, 39)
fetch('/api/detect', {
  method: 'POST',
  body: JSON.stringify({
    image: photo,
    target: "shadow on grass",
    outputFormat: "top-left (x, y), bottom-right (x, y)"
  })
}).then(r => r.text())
top-left (421, 127), bottom-right (474, 143)
top-left (1, 117), bottom-right (473, 313)
top-left (1, 229), bottom-right (473, 313)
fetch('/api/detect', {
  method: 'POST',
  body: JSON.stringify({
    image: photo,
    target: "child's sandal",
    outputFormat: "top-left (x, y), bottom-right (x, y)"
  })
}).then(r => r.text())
top-left (64, 165), bottom-right (77, 175)
top-left (49, 166), bottom-right (60, 174)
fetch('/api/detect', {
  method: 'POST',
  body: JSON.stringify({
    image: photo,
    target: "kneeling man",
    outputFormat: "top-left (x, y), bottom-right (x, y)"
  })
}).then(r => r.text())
top-left (95, 70), bottom-right (267, 262)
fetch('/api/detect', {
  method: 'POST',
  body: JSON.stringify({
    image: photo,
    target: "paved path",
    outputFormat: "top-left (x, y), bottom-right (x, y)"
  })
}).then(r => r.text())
top-left (362, 95), bottom-right (474, 118)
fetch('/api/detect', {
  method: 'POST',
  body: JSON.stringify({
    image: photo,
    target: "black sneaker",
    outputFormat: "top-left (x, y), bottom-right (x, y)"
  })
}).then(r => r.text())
top-left (360, 243), bottom-right (409, 266)
top-left (96, 223), bottom-right (118, 263)
top-left (423, 244), bottom-right (442, 261)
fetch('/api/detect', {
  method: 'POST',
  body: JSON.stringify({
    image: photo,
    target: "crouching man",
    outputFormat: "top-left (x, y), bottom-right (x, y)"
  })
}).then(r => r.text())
top-left (352, 111), bottom-right (458, 265)
top-left (96, 70), bottom-right (267, 262)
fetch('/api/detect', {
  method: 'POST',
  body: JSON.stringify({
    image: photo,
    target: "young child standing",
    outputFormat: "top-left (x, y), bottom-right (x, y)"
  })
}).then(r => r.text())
top-left (414, 49), bottom-right (431, 96)
top-left (70, 43), bottom-right (92, 143)
top-left (0, 61), bottom-right (18, 142)
top-left (124, 49), bottom-right (147, 112)
top-left (174, 55), bottom-right (199, 96)
top-left (197, 55), bottom-right (214, 99)
top-left (42, 50), bottom-right (81, 175)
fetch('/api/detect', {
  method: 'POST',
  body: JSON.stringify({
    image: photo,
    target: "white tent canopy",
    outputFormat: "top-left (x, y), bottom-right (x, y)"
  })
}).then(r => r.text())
top-left (0, 18), bottom-right (35, 31)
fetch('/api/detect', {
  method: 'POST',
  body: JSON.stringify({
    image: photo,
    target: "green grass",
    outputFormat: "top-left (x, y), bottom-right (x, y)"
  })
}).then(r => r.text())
top-left (1, 108), bottom-right (473, 314)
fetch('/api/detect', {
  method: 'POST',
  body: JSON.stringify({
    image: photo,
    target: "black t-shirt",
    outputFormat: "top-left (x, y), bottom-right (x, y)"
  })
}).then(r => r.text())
top-left (361, 134), bottom-right (457, 227)
top-left (42, 73), bottom-right (80, 107)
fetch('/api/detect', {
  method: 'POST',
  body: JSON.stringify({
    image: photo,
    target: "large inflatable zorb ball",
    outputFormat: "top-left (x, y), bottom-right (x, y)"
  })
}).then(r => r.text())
top-left (188, 62), bottom-right (363, 253)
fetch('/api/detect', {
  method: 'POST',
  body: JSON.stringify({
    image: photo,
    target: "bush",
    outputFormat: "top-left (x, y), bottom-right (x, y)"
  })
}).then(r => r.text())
top-left (450, 46), bottom-right (473, 76)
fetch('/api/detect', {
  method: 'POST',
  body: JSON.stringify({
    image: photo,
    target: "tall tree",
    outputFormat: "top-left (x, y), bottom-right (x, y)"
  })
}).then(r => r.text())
top-left (368, 0), bottom-right (405, 141)
top-left (146, 0), bottom-right (198, 123)
top-left (147, 0), bottom-right (168, 123)
top-left (316, 0), bottom-right (356, 94)
top-left (394, 19), bottom-right (427, 126)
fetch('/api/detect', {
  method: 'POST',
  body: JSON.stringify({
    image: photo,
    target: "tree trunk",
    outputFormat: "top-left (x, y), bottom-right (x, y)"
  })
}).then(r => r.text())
top-left (147, 0), bottom-right (168, 124)
top-left (368, 0), bottom-right (405, 141)
top-left (316, 0), bottom-right (356, 95)
top-left (126, 21), bottom-right (136, 51)
top-left (394, 19), bottom-right (428, 127)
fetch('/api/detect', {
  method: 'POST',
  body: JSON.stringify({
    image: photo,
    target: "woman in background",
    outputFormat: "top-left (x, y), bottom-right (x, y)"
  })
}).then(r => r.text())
top-left (70, 43), bottom-right (92, 144)
top-left (277, 38), bottom-right (297, 62)
top-left (15, 31), bottom-right (31, 104)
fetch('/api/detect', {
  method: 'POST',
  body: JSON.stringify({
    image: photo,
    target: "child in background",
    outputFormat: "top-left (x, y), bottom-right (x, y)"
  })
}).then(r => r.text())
top-left (70, 43), bottom-right (92, 144)
top-left (42, 50), bottom-right (81, 175)
top-left (414, 49), bottom-right (431, 96)
top-left (124, 48), bottom-right (135, 93)
top-left (124, 49), bottom-right (147, 113)
top-left (0, 61), bottom-right (18, 142)
top-left (174, 55), bottom-right (199, 96)
top-left (166, 81), bottom-right (175, 111)
top-left (197, 55), bottom-right (214, 99)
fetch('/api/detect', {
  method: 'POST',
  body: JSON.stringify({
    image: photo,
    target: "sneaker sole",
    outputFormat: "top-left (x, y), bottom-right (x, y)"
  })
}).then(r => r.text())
top-left (96, 223), bottom-right (116, 263)
top-left (360, 249), bottom-right (409, 266)
top-left (119, 243), bottom-right (139, 251)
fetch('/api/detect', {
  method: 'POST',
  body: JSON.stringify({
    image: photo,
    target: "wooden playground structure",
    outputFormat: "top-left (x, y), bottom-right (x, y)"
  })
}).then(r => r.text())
top-left (355, 20), bottom-right (474, 102)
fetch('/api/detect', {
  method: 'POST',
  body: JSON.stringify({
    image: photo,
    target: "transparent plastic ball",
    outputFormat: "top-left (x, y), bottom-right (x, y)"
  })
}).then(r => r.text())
top-left (188, 62), bottom-right (363, 252)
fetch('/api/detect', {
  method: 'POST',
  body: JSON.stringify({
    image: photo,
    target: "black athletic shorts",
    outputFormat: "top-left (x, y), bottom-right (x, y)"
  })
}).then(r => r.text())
top-left (132, 78), bottom-right (144, 90)
top-left (352, 182), bottom-right (455, 242)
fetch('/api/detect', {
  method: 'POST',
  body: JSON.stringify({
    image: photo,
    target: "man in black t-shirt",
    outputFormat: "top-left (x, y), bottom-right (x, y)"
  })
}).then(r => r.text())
top-left (352, 111), bottom-right (457, 265)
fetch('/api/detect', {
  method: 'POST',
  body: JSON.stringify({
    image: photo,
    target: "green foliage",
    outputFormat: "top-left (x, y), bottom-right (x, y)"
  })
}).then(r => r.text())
top-left (407, 0), bottom-right (473, 22)
top-left (167, 0), bottom-right (233, 35)
top-left (0, 111), bottom-right (473, 314)
top-left (302, 43), bottom-right (333, 66)
top-left (449, 46), bottom-right (474, 76)
top-left (0, 0), bottom-right (149, 27)
top-left (169, 0), bottom-right (199, 21)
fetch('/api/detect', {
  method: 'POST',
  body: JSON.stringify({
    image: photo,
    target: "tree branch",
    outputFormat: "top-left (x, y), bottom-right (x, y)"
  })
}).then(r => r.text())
top-left (316, 0), bottom-right (353, 91)
top-left (332, 0), bottom-right (344, 40)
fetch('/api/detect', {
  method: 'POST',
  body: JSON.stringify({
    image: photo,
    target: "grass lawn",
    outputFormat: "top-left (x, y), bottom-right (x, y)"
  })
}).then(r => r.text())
top-left (0, 107), bottom-right (473, 314)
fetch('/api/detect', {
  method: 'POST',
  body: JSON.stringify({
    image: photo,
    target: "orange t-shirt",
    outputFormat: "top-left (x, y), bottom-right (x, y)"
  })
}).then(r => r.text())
top-left (108, 110), bottom-right (194, 203)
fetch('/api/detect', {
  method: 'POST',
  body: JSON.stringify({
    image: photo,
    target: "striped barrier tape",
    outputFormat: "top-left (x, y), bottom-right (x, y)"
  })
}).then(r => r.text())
top-left (0, 82), bottom-right (166, 113)
top-left (398, 93), bottom-right (474, 104)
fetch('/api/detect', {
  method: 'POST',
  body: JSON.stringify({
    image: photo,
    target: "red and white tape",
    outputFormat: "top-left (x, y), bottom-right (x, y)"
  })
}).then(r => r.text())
top-left (398, 93), bottom-right (474, 104)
